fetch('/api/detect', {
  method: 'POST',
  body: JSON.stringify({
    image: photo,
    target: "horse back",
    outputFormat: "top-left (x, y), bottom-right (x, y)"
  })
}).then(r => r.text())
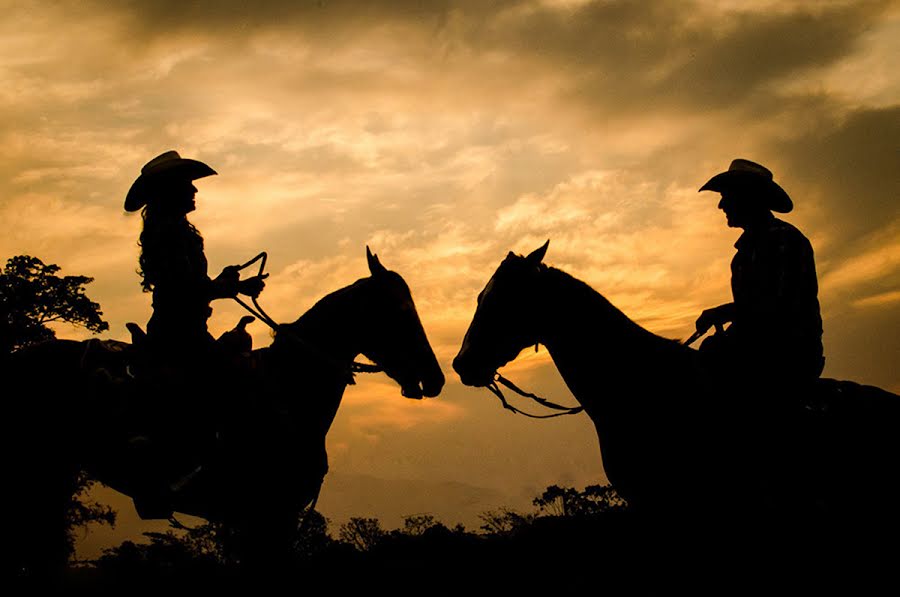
top-left (811, 377), bottom-right (900, 431)
top-left (803, 378), bottom-right (900, 515)
top-left (5, 338), bottom-right (135, 442)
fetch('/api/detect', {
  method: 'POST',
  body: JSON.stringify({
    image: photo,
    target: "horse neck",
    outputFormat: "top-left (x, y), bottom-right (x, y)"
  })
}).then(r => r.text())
top-left (271, 281), bottom-right (369, 432)
top-left (536, 267), bottom-right (691, 411)
top-left (282, 281), bottom-right (367, 364)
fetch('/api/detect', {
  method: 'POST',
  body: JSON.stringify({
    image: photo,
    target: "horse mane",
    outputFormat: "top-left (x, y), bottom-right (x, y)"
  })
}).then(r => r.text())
top-left (273, 276), bottom-right (371, 348)
top-left (537, 263), bottom-right (694, 377)
top-left (543, 265), bottom-right (642, 329)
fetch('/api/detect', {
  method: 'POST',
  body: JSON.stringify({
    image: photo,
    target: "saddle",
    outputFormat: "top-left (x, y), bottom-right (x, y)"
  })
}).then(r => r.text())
top-left (79, 317), bottom-right (259, 519)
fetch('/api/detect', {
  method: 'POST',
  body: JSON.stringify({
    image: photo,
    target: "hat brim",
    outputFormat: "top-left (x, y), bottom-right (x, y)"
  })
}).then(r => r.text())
top-left (124, 159), bottom-right (217, 212)
top-left (699, 170), bottom-right (792, 213)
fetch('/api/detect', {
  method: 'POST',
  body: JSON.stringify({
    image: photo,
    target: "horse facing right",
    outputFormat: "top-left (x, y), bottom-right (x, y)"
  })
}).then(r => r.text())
top-left (5, 247), bottom-right (445, 578)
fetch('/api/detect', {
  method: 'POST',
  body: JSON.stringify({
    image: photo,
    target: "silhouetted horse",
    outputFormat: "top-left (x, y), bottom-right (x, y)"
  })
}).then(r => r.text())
top-left (6, 249), bottom-right (444, 578)
top-left (453, 242), bottom-right (900, 527)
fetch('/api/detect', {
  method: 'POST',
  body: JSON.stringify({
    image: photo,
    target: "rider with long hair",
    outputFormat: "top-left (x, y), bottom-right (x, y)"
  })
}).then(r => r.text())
top-left (124, 151), bottom-right (266, 518)
top-left (126, 151), bottom-right (265, 362)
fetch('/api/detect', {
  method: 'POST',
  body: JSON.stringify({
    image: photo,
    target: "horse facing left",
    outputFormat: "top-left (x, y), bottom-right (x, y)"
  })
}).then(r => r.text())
top-left (4, 248), bottom-right (444, 578)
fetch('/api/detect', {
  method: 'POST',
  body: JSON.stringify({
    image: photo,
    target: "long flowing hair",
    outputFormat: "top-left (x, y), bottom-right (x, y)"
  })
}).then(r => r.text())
top-left (137, 203), bottom-right (204, 292)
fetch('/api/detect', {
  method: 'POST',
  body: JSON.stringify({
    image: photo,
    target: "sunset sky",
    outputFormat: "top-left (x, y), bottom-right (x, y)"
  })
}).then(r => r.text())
top-left (2, 0), bottom-right (897, 556)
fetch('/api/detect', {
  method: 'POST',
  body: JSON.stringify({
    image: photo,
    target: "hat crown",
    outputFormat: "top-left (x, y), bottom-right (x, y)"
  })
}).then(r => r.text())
top-left (728, 158), bottom-right (773, 181)
top-left (698, 157), bottom-right (792, 213)
top-left (142, 150), bottom-right (182, 174)
top-left (125, 151), bottom-right (216, 212)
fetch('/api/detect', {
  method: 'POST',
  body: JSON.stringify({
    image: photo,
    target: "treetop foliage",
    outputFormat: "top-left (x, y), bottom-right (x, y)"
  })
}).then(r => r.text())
top-left (0, 255), bottom-right (108, 354)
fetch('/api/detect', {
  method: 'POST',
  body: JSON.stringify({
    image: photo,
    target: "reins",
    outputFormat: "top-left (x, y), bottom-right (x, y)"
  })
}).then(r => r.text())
top-left (232, 252), bottom-right (280, 331)
top-left (486, 371), bottom-right (584, 419)
top-left (231, 252), bottom-right (382, 376)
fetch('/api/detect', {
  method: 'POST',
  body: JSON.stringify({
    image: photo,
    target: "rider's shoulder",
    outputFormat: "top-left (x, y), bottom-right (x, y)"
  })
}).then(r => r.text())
top-left (768, 217), bottom-right (812, 246)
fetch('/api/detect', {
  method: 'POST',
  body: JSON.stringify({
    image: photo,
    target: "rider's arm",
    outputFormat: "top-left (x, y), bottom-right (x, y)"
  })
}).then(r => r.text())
top-left (695, 302), bottom-right (735, 335)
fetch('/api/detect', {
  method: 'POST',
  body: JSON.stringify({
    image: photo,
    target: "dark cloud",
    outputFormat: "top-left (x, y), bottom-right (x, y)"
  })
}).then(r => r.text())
top-left (775, 105), bottom-right (900, 251)
top-left (83, 0), bottom-right (510, 42)
top-left (17, 0), bottom-right (884, 158)
top-left (482, 0), bottom-right (892, 115)
top-left (78, 1), bottom-right (891, 105)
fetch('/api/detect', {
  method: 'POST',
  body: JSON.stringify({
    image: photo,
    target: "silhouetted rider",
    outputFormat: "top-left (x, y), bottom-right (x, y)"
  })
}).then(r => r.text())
top-left (695, 159), bottom-right (824, 388)
top-left (126, 151), bottom-right (266, 359)
top-left (124, 150), bottom-right (266, 517)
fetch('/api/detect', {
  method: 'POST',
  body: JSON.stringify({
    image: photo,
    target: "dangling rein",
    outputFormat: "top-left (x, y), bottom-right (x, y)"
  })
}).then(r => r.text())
top-left (487, 370), bottom-right (584, 419)
top-left (231, 252), bottom-right (381, 375)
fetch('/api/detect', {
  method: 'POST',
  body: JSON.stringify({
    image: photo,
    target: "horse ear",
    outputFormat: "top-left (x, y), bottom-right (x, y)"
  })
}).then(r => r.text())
top-left (526, 240), bottom-right (549, 265)
top-left (366, 246), bottom-right (388, 276)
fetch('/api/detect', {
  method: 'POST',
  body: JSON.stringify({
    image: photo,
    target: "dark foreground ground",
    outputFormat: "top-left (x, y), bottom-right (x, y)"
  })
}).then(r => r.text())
top-left (25, 510), bottom-right (900, 596)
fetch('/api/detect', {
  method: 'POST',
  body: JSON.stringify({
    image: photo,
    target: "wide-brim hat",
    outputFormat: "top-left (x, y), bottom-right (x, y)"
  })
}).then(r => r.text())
top-left (699, 158), bottom-right (793, 213)
top-left (124, 150), bottom-right (217, 212)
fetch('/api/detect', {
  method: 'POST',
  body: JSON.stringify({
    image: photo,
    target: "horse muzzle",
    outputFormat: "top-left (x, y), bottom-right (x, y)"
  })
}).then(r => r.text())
top-left (452, 353), bottom-right (494, 388)
top-left (401, 369), bottom-right (445, 399)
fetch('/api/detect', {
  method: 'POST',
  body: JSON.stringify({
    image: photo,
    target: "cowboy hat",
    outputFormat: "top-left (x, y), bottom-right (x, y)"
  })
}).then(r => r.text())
top-left (124, 150), bottom-right (217, 212)
top-left (699, 158), bottom-right (792, 213)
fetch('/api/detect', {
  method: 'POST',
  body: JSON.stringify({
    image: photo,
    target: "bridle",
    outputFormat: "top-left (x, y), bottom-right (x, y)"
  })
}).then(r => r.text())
top-left (486, 369), bottom-right (584, 419)
top-left (479, 260), bottom-right (583, 419)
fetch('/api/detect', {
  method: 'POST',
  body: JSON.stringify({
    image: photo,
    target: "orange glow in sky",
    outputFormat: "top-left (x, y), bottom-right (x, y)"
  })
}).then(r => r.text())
top-left (1, 1), bottom-right (897, 557)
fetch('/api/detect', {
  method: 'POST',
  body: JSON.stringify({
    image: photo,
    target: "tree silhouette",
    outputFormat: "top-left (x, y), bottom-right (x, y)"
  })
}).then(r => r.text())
top-left (338, 517), bottom-right (386, 551)
top-left (93, 530), bottom-right (224, 586)
top-left (78, 483), bottom-right (638, 588)
top-left (0, 255), bottom-right (108, 355)
top-left (400, 514), bottom-right (441, 537)
top-left (1, 256), bottom-right (113, 567)
top-left (66, 472), bottom-right (116, 559)
top-left (532, 484), bottom-right (627, 518)
top-left (478, 507), bottom-right (536, 535)
top-left (294, 510), bottom-right (334, 558)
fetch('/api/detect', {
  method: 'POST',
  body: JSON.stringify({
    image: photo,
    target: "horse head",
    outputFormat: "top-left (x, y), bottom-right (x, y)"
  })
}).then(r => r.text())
top-left (453, 241), bottom-right (549, 387)
top-left (275, 248), bottom-right (444, 400)
top-left (356, 247), bottom-right (445, 399)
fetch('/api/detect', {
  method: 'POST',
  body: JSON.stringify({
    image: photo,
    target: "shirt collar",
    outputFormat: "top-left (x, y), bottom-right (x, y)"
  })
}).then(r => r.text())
top-left (734, 213), bottom-right (778, 249)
